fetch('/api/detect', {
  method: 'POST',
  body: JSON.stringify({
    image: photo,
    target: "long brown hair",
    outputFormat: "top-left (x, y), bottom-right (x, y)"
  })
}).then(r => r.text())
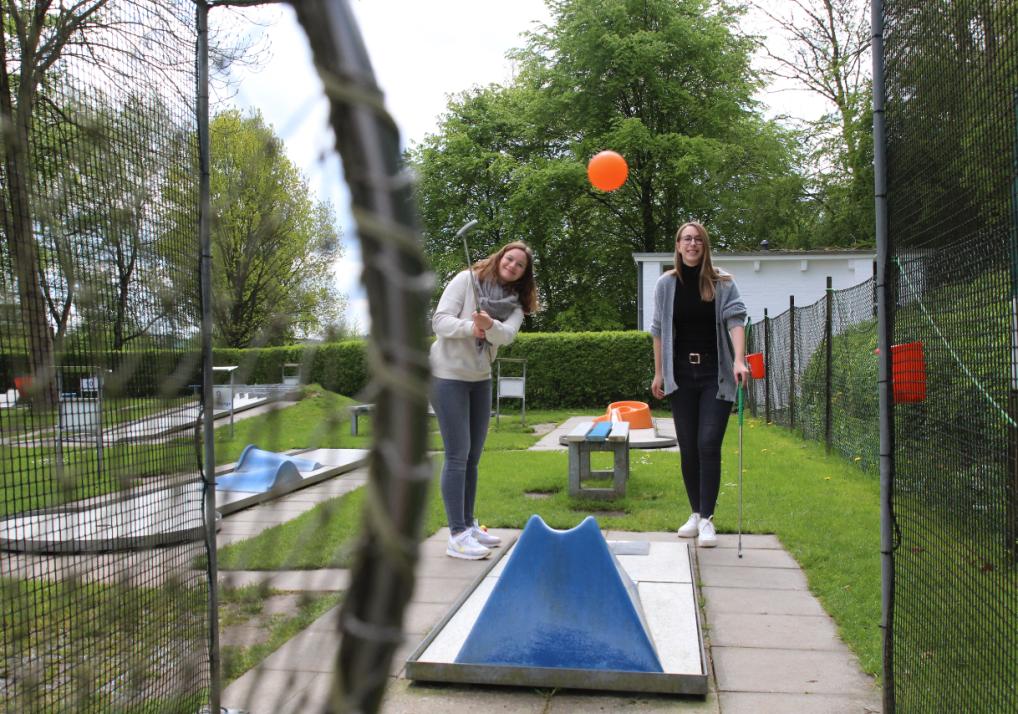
top-left (670, 221), bottom-right (731, 302)
top-left (473, 241), bottom-right (539, 314)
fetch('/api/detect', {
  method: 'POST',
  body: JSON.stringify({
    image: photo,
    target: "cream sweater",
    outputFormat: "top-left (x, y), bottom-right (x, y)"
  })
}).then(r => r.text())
top-left (430, 270), bottom-right (524, 382)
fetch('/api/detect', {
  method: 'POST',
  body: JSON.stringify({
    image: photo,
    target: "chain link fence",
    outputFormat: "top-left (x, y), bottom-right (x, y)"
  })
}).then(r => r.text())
top-left (1, 2), bottom-right (210, 711)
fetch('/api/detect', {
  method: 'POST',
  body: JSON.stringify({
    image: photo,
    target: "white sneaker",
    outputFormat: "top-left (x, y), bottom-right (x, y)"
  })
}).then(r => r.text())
top-left (471, 519), bottom-right (501, 547)
top-left (677, 513), bottom-right (700, 538)
top-left (697, 516), bottom-right (717, 548)
top-left (446, 530), bottom-right (491, 560)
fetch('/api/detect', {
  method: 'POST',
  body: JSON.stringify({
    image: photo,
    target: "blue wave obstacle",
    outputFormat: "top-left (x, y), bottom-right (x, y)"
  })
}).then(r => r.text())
top-left (215, 445), bottom-right (322, 493)
top-left (455, 515), bottom-right (663, 672)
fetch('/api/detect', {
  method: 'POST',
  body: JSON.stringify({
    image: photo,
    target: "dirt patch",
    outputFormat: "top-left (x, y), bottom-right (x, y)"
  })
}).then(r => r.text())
top-left (530, 422), bottom-right (557, 435)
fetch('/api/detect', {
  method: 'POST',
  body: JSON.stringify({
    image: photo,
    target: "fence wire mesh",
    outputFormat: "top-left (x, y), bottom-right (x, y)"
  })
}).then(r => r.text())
top-left (1, 2), bottom-right (209, 711)
top-left (882, 0), bottom-right (1018, 709)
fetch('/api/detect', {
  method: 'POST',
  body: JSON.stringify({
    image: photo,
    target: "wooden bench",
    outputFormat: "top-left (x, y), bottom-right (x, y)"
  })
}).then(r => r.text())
top-left (563, 421), bottom-right (631, 500)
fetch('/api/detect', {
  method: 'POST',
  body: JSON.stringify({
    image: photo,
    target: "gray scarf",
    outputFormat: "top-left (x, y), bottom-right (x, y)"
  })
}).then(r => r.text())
top-left (475, 276), bottom-right (520, 354)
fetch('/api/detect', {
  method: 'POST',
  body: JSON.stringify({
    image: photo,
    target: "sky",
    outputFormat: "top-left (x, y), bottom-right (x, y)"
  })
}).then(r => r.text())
top-left (212, 1), bottom-right (829, 336)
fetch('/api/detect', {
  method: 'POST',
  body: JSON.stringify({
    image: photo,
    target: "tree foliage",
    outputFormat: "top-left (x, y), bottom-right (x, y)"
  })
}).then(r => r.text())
top-left (207, 109), bottom-right (342, 347)
top-left (410, 0), bottom-right (811, 331)
top-left (751, 0), bottom-right (875, 247)
top-left (883, 0), bottom-right (1018, 250)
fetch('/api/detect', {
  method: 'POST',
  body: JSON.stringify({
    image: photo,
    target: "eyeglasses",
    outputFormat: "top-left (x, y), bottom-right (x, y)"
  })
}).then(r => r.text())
top-left (679, 235), bottom-right (704, 245)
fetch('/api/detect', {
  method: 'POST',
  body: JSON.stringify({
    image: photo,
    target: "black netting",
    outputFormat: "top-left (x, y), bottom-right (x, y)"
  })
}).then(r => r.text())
top-left (882, 0), bottom-right (1018, 709)
top-left (1, 2), bottom-right (208, 711)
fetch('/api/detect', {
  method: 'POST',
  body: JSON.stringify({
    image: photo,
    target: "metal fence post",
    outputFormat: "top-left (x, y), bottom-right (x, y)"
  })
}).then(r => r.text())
top-left (789, 295), bottom-right (795, 430)
top-left (764, 308), bottom-right (771, 424)
top-left (825, 276), bottom-right (833, 454)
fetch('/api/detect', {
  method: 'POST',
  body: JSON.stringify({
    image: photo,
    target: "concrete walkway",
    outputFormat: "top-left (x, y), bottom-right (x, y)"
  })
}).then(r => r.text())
top-left (219, 467), bottom-right (880, 714)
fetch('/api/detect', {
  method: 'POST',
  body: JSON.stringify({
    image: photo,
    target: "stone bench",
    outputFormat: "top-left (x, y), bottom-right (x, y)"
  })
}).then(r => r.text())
top-left (349, 403), bottom-right (437, 436)
top-left (563, 421), bottom-right (631, 500)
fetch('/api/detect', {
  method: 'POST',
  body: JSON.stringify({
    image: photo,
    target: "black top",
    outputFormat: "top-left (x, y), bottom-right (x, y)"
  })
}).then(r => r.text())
top-left (672, 262), bottom-right (716, 357)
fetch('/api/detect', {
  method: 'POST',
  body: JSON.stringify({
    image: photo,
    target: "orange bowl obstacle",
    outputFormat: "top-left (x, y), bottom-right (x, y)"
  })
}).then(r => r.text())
top-left (591, 401), bottom-right (653, 430)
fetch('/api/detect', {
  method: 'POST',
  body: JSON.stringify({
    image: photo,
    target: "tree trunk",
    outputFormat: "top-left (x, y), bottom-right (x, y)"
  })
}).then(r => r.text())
top-left (1, 32), bottom-right (58, 410)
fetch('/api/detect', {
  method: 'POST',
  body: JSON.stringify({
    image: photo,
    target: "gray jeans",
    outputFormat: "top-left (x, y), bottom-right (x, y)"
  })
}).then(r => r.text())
top-left (432, 377), bottom-right (492, 535)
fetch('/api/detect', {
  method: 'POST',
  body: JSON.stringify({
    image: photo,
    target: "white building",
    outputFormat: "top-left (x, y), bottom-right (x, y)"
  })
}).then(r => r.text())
top-left (633, 250), bottom-right (877, 329)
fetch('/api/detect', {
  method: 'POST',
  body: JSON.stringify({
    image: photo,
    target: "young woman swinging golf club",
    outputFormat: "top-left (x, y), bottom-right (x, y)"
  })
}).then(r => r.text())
top-left (431, 221), bottom-right (539, 559)
top-left (650, 221), bottom-right (749, 548)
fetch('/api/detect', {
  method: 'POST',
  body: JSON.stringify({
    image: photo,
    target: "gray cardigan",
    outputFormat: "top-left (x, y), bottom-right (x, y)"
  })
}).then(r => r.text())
top-left (650, 269), bottom-right (747, 402)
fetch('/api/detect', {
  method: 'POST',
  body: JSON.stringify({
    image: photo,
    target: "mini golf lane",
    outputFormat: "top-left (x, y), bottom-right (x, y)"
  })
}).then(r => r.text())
top-left (406, 516), bottom-right (707, 696)
top-left (0, 448), bottom-right (367, 554)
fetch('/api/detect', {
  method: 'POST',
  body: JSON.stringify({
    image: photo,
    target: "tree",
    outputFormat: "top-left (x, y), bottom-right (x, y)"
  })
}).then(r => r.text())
top-left (410, 0), bottom-right (810, 331)
top-left (207, 109), bottom-right (342, 347)
top-left (750, 0), bottom-right (875, 246)
top-left (24, 92), bottom-right (196, 353)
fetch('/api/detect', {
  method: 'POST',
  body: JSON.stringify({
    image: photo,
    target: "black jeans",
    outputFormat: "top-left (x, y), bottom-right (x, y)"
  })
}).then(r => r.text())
top-left (668, 357), bottom-right (733, 519)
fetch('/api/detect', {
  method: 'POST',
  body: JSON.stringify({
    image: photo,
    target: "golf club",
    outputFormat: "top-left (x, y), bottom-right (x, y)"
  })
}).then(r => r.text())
top-left (737, 380), bottom-right (744, 559)
top-left (456, 218), bottom-right (481, 309)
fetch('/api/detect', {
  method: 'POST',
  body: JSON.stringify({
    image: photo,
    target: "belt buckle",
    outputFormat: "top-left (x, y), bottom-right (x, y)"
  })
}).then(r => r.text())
top-left (688, 352), bottom-right (701, 365)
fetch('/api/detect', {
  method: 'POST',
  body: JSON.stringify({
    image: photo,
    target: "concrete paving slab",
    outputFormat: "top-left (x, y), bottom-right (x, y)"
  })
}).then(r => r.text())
top-left (709, 612), bottom-right (845, 650)
top-left (402, 601), bottom-right (454, 636)
top-left (718, 691), bottom-right (880, 714)
top-left (224, 667), bottom-right (321, 714)
top-left (711, 533), bottom-right (785, 549)
top-left (696, 545), bottom-right (801, 569)
top-left (548, 688), bottom-right (719, 712)
top-left (618, 540), bottom-right (694, 583)
top-left (640, 581), bottom-right (701, 673)
top-left (257, 629), bottom-right (338, 673)
top-left (273, 673), bottom-right (333, 714)
top-left (699, 564), bottom-right (809, 590)
top-left (701, 586), bottom-right (827, 617)
top-left (380, 678), bottom-right (547, 713)
top-left (712, 646), bottom-right (876, 695)
top-left (411, 576), bottom-right (478, 604)
top-left (604, 529), bottom-right (683, 542)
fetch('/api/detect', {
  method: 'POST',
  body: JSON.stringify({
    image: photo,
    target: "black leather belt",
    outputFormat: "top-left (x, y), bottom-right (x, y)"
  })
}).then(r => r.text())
top-left (685, 352), bottom-right (712, 364)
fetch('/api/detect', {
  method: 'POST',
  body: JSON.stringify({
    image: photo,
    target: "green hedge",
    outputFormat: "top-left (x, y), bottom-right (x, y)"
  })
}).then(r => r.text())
top-left (2, 333), bottom-right (660, 408)
top-left (211, 332), bottom-right (662, 408)
top-left (498, 331), bottom-right (657, 408)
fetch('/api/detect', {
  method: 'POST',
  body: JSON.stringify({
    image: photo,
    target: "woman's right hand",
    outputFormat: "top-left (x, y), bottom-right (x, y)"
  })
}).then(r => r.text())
top-left (651, 373), bottom-right (665, 400)
top-left (472, 310), bottom-right (494, 331)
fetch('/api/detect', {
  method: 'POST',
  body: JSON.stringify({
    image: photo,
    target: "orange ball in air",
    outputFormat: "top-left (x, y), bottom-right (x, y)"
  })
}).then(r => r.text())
top-left (587, 150), bottom-right (629, 192)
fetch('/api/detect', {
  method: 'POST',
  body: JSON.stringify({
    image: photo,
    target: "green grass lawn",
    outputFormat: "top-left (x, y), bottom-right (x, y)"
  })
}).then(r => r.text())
top-left (215, 398), bottom-right (883, 678)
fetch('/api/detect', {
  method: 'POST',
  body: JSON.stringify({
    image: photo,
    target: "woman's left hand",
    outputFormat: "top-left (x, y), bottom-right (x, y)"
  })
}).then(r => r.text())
top-left (733, 359), bottom-right (750, 386)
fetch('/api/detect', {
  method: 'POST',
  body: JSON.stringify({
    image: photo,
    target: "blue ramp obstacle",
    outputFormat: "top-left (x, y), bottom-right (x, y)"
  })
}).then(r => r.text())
top-left (455, 515), bottom-right (663, 673)
top-left (216, 445), bottom-right (322, 493)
